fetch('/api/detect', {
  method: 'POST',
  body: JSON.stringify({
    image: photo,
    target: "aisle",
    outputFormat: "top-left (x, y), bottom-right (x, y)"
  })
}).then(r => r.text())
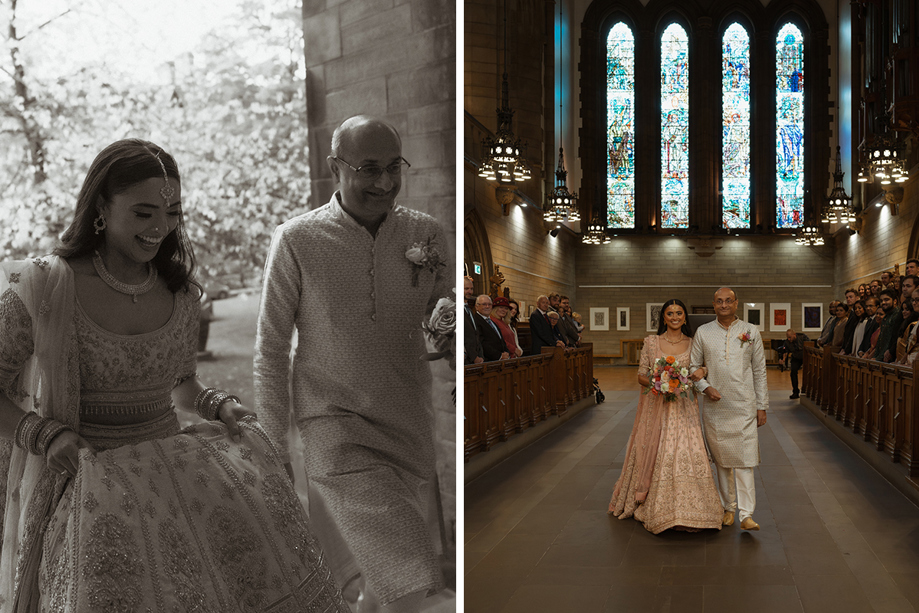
top-left (464, 367), bottom-right (919, 612)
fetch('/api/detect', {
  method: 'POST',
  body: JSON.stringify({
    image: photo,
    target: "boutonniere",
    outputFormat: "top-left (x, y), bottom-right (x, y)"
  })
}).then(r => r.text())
top-left (738, 332), bottom-right (753, 347)
top-left (405, 237), bottom-right (445, 287)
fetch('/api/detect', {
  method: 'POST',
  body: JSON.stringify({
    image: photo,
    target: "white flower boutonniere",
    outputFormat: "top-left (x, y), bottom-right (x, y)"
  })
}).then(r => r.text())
top-left (405, 237), bottom-right (446, 287)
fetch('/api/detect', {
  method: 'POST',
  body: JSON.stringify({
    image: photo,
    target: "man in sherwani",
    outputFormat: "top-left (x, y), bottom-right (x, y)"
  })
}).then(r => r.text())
top-left (254, 115), bottom-right (450, 612)
top-left (691, 287), bottom-right (768, 531)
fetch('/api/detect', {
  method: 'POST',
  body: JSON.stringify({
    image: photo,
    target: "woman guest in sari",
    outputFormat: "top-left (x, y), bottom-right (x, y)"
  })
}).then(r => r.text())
top-left (608, 299), bottom-right (723, 534)
top-left (0, 139), bottom-right (348, 612)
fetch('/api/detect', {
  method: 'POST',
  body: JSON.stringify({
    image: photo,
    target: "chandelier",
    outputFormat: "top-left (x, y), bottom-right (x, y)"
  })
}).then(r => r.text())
top-left (477, 1), bottom-right (531, 185)
top-left (544, 147), bottom-right (579, 222)
top-left (821, 146), bottom-right (856, 224)
top-left (795, 226), bottom-right (824, 246)
top-left (857, 102), bottom-right (908, 186)
top-left (581, 214), bottom-right (611, 244)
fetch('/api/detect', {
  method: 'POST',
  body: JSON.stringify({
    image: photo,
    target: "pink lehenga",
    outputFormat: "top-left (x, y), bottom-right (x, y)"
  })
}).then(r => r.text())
top-left (608, 335), bottom-right (723, 534)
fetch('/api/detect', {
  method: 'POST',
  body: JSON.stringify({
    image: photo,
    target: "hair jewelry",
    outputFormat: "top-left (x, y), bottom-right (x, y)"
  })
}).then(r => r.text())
top-left (155, 151), bottom-right (175, 203)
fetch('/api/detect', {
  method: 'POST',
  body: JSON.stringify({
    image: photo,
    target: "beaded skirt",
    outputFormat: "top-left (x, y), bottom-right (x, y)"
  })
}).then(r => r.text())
top-left (37, 416), bottom-right (348, 613)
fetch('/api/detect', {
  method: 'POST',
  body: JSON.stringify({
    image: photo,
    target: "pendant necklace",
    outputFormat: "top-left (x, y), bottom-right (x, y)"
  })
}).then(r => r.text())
top-left (662, 332), bottom-right (683, 344)
top-left (92, 250), bottom-right (157, 303)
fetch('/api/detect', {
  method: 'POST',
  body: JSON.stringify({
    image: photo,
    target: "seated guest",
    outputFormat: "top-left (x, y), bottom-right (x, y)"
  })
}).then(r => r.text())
top-left (475, 294), bottom-right (510, 361)
top-left (907, 259), bottom-right (919, 277)
top-left (817, 300), bottom-right (840, 347)
top-left (557, 296), bottom-right (580, 347)
top-left (828, 303), bottom-right (850, 353)
top-left (841, 300), bottom-right (867, 355)
top-left (781, 328), bottom-right (805, 399)
top-left (529, 295), bottom-right (565, 355)
top-left (545, 311), bottom-right (568, 346)
top-left (571, 311), bottom-right (584, 333)
top-left (874, 289), bottom-right (901, 362)
top-left (491, 297), bottom-right (523, 358)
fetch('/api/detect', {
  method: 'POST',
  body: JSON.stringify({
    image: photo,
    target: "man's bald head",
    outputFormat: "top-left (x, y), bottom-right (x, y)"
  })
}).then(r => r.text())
top-left (330, 115), bottom-right (401, 160)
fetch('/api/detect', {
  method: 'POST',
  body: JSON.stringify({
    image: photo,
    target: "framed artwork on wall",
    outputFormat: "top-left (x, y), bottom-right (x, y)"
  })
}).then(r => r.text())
top-left (517, 301), bottom-right (526, 317)
top-left (590, 307), bottom-right (609, 331)
top-left (802, 303), bottom-right (824, 332)
top-left (616, 307), bottom-right (630, 331)
top-left (527, 305), bottom-right (535, 317)
top-left (770, 303), bottom-right (791, 332)
top-left (743, 303), bottom-right (765, 331)
top-left (646, 303), bottom-right (662, 332)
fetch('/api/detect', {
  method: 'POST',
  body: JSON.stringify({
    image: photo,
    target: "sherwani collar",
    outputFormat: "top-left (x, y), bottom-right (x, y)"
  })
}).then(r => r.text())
top-left (716, 316), bottom-right (740, 331)
top-left (329, 191), bottom-right (397, 234)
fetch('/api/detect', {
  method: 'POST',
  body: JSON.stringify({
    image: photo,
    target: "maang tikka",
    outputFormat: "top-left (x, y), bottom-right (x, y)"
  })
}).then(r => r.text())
top-left (155, 152), bottom-right (175, 204)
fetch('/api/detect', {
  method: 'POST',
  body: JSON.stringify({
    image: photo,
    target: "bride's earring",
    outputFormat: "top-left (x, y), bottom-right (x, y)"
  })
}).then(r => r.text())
top-left (93, 214), bottom-right (106, 235)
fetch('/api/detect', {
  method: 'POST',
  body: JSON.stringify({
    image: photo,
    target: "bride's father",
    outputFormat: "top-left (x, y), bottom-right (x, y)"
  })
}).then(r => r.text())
top-left (690, 287), bottom-right (768, 531)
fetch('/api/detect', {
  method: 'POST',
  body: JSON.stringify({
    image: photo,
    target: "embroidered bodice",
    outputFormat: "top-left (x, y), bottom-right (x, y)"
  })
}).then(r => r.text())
top-left (75, 290), bottom-right (198, 420)
top-left (639, 335), bottom-right (692, 377)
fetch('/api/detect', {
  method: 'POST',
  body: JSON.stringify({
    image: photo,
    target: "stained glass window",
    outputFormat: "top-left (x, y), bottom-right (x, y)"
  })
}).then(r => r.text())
top-left (660, 23), bottom-right (689, 228)
top-left (776, 23), bottom-right (804, 228)
top-left (606, 22), bottom-right (635, 228)
top-left (722, 23), bottom-right (751, 229)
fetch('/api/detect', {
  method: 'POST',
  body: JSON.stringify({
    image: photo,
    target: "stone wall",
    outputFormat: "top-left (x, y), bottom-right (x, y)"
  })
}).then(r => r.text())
top-left (302, 0), bottom-right (455, 246)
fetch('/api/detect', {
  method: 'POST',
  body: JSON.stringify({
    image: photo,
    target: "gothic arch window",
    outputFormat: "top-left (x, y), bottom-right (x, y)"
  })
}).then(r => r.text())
top-left (660, 23), bottom-right (690, 229)
top-left (582, 0), bottom-right (828, 236)
top-left (606, 22), bottom-right (636, 229)
top-left (721, 22), bottom-right (751, 229)
top-left (775, 22), bottom-right (805, 228)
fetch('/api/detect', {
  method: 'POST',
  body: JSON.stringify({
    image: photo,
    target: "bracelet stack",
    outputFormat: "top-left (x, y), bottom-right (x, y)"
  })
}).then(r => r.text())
top-left (14, 411), bottom-right (73, 456)
top-left (194, 388), bottom-right (242, 421)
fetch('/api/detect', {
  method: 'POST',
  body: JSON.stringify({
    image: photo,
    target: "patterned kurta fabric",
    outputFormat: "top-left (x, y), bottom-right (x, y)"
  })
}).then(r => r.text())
top-left (690, 319), bottom-right (768, 468)
top-left (609, 337), bottom-right (723, 534)
top-left (254, 192), bottom-right (451, 605)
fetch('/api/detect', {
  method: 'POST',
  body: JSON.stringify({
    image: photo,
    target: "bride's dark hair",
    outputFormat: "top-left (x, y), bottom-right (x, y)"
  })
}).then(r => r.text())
top-left (656, 298), bottom-right (694, 338)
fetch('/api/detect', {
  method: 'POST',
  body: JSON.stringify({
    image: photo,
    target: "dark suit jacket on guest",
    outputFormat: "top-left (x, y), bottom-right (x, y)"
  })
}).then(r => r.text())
top-left (476, 312), bottom-right (509, 361)
top-left (464, 305), bottom-right (484, 364)
top-left (557, 315), bottom-right (580, 346)
top-left (529, 309), bottom-right (556, 355)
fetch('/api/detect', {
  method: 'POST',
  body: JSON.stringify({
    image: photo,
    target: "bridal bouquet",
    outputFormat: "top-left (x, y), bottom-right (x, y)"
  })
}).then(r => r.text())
top-left (422, 293), bottom-right (456, 371)
top-left (645, 355), bottom-right (693, 402)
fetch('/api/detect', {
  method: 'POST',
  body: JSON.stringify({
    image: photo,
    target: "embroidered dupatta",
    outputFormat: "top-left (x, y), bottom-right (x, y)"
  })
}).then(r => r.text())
top-left (0, 256), bottom-right (80, 612)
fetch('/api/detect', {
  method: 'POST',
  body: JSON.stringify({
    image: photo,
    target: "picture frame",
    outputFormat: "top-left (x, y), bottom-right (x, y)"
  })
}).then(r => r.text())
top-left (616, 307), bottom-right (630, 331)
top-left (770, 303), bottom-right (791, 332)
top-left (802, 303), bottom-right (824, 332)
top-left (527, 305), bottom-right (535, 317)
top-left (646, 303), bottom-right (662, 332)
top-left (743, 302), bottom-right (765, 332)
top-left (517, 301), bottom-right (526, 318)
top-left (590, 307), bottom-right (609, 331)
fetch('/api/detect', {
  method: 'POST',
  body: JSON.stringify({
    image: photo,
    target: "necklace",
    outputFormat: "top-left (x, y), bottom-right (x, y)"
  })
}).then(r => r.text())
top-left (661, 332), bottom-right (683, 344)
top-left (92, 250), bottom-right (157, 303)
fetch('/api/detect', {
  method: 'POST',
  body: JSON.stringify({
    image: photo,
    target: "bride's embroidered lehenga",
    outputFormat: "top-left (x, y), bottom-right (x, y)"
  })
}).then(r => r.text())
top-left (608, 335), bottom-right (723, 534)
top-left (0, 256), bottom-right (348, 613)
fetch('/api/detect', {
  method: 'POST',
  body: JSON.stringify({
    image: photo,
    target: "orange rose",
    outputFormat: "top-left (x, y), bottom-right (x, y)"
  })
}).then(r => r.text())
top-left (665, 355), bottom-right (675, 364)
top-left (669, 379), bottom-right (679, 389)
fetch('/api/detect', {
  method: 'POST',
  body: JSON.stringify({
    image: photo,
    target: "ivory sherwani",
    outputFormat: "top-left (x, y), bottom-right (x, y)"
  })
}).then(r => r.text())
top-left (690, 319), bottom-right (768, 467)
top-left (254, 192), bottom-right (451, 605)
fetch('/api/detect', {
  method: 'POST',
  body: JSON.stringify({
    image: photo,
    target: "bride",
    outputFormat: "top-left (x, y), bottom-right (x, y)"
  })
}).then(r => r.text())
top-left (608, 299), bottom-right (723, 534)
top-left (0, 139), bottom-right (348, 612)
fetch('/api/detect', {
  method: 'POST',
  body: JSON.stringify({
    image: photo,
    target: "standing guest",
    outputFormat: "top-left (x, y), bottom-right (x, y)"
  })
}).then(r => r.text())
top-left (862, 299), bottom-right (885, 359)
top-left (881, 271), bottom-right (893, 288)
top-left (506, 299), bottom-right (524, 355)
top-left (874, 289), bottom-right (902, 362)
top-left (475, 295), bottom-right (509, 361)
top-left (858, 283), bottom-right (869, 298)
top-left (828, 303), bottom-right (850, 353)
top-left (895, 276), bottom-right (904, 293)
top-left (840, 291), bottom-right (861, 353)
top-left (897, 294), bottom-right (919, 361)
top-left (844, 288), bottom-right (858, 306)
top-left (907, 259), bottom-right (919, 277)
top-left (557, 296), bottom-right (581, 347)
top-left (529, 295), bottom-right (564, 355)
top-left (899, 290), bottom-right (919, 364)
top-left (491, 297), bottom-right (522, 358)
top-left (546, 311), bottom-right (568, 346)
top-left (255, 115), bottom-right (450, 612)
top-left (0, 139), bottom-right (349, 611)
top-left (571, 311), bottom-right (584, 333)
top-left (548, 293), bottom-right (561, 313)
top-left (900, 275), bottom-right (918, 306)
top-left (691, 288), bottom-right (769, 531)
top-left (781, 328), bottom-right (805, 399)
top-left (842, 301), bottom-right (868, 355)
top-left (870, 280), bottom-right (882, 297)
top-left (816, 300), bottom-right (840, 347)
top-left (464, 276), bottom-right (484, 365)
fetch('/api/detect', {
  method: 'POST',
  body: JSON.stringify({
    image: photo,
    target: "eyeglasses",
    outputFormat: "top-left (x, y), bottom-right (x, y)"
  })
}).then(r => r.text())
top-left (715, 299), bottom-right (735, 306)
top-left (331, 156), bottom-right (411, 180)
